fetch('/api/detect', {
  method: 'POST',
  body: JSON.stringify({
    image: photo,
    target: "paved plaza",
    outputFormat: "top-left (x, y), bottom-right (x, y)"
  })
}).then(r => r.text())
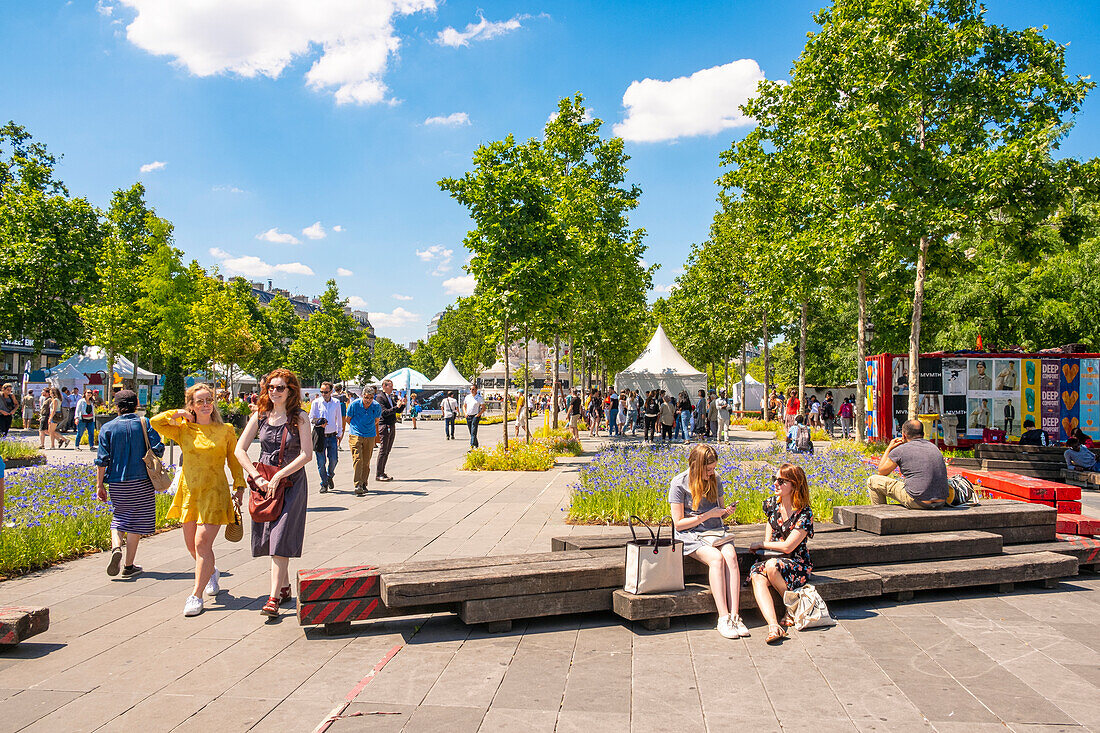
top-left (1, 422), bottom-right (1099, 732)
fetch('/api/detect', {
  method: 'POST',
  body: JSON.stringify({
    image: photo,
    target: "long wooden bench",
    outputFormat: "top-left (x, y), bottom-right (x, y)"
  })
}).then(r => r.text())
top-left (1061, 468), bottom-right (1100, 489)
top-left (0, 607), bottom-right (49, 647)
top-left (1000, 535), bottom-right (1100, 572)
top-left (833, 499), bottom-right (1055, 535)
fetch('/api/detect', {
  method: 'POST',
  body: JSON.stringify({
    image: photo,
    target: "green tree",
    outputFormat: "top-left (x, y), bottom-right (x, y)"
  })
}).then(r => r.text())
top-left (286, 280), bottom-right (360, 384)
top-left (0, 123), bottom-right (104, 354)
top-left (430, 297), bottom-right (495, 381)
top-left (187, 275), bottom-right (260, 391)
top-left (372, 337), bottom-right (412, 377)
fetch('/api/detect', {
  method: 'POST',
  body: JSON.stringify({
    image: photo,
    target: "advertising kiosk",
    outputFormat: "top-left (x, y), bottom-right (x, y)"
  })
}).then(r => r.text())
top-left (865, 352), bottom-right (1100, 445)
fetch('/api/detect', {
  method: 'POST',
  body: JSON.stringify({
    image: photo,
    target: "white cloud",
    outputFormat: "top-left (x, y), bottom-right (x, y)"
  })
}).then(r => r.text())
top-left (97, 1), bottom-right (113, 16)
top-left (347, 295), bottom-right (368, 309)
top-left (212, 184), bottom-right (246, 194)
top-left (424, 112), bottom-right (470, 127)
top-left (302, 221), bottom-right (326, 240)
top-left (336, 267), bottom-right (354, 277)
top-left (436, 14), bottom-right (523, 47)
top-left (369, 306), bottom-right (420, 328)
top-left (209, 247), bottom-right (314, 277)
top-left (139, 160), bottom-right (166, 173)
top-left (416, 244), bottom-right (453, 274)
top-left (613, 59), bottom-right (765, 143)
top-left (392, 293), bottom-right (413, 301)
top-left (332, 225), bottom-right (343, 232)
top-left (256, 227), bottom-right (300, 245)
top-left (652, 283), bottom-right (677, 295)
top-left (442, 274), bottom-right (475, 296)
top-left (115, 0), bottom-right (437, 105)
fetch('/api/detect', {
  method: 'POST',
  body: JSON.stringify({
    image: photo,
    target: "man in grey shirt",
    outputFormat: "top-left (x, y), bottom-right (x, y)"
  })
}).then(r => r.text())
top-left (867, 420), bottom-right (949, 509)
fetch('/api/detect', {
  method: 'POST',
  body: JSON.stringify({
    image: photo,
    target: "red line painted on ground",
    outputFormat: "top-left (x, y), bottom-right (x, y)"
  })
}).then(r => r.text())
top-left (312, 642), bottom-right (404, 733)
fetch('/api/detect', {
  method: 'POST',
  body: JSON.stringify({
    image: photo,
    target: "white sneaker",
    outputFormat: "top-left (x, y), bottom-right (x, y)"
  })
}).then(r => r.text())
top-left (717, 615), bottom-right (739, 639)
top-left (731, 614), bottom-right (750, 638)
top-left (183, 595), bottom-right (204, 617)
top-left (204, 568), bottom-right (220, 596)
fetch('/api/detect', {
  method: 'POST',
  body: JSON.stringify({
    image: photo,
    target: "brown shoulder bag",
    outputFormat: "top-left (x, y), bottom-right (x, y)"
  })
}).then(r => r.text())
top-left (248, 421), bottom-right (289, 523)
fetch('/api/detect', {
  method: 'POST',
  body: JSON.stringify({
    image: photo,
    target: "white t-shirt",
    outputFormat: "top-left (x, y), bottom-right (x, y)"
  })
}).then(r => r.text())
top-left (810, 402), bottom-right (820, 415)
top-left (463, 393), bottom-right (484, 417)
top-left (441, 396), bottom-right (459, 417)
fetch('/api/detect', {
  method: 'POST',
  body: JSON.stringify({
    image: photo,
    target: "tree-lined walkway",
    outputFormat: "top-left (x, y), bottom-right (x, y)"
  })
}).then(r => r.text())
top-left (0, 425), bottom-right (1098, 731)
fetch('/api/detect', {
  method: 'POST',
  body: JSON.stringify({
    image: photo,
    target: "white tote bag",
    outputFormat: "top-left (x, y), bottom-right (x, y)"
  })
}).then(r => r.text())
top-left (782, 584), bottom-right (836, 630)
top-left (624, 515), bottom-right (684, 595)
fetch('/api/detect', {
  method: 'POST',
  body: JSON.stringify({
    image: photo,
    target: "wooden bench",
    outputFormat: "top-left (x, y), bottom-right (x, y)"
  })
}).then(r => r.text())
top-left (1002, 535), bottom-right (1100, 571)
top-left (611, 551), bottom-right (1076, 628)
top-left (0, 607), bottom-right (49, 647)
top-left (833, 499), bottom-right (1055, 536)
top-left (1061, 468), bottom-right (1100, 489)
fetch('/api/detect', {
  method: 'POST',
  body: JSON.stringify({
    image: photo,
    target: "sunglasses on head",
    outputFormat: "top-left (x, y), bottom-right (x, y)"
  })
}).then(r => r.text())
top-left (268, 384), bottom-right (288, 393)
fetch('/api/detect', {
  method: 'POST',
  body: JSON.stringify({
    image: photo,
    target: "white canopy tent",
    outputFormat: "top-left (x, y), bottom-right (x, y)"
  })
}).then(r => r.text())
top-left (381, 367), bottom-right (431, 393)
top-left (730, 373), bottom-right (765, 411)
top-left (46, 347), bottom-right (159, 382)
top-left (425, 359), bottom-right (471, 390)
top-left (614, 325), bottom-right (707, 397)
top-left (47, 364), bottom-right (89, 393)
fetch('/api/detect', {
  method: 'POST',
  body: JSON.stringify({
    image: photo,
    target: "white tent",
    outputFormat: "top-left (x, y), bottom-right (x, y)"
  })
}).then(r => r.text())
top-left (47, 364), bottom-right (89, 393)
top-left (46, 347), bottom-right (159, 382)
top-left (479, 359), bottom-right (520, 379)
top-left (426, 359), bottom-right (470, 390)
top-left (614, 325), bottom-right (707, 397)
top-left (730, 373), bottom-right (765, 411)
top-left (381, 367), bottom-right (431, 392)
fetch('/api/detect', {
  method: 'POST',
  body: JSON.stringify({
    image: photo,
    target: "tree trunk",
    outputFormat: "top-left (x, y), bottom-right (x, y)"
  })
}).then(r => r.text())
top-left (524, 332), bottom-right (530, 443)
top-left (724, 352), bottom-right (730, 398)
top-left (857, 272), bottom-right (868, 443)
top-left (107, 349), bottom-right (116, 405)
top-left (131, 351), bottom-right (139, 393)
top-left (553, 333), bottom-right (560, 429)
top-left (908, 235), bottom-right (930, 419)
top-left (762, 309), bottom-right (771, 421)
top-left (503, 316), bottom-right (509, 450)
top-left (568, 335), bottom-right (574, 393)
top-left (580, 347), bottom-right (586, 394)
top-left (798, 300), bottom-right (807, 413)
top-left (741, 345), bottom-right (748, 415)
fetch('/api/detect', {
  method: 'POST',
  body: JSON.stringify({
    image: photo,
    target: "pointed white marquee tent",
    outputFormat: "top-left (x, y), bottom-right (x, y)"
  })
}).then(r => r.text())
top-left (614, 325), bottom-right (707, 396)
top-left (730, 373), bottom-right (765, 411)
top-left (425, 359), bottom-right (471, 390)
top-left (381, 367), bottom-right (431, 393)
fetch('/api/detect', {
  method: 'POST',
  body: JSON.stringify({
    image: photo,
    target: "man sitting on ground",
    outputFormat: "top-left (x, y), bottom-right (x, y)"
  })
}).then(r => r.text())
top-left (1064, 438), bottom-right (1098, 472)
top-left (867, 419), bottom-right (948, 509)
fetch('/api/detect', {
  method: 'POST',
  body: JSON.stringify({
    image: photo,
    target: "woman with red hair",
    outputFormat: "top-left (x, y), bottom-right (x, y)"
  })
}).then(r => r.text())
top-left (749, 462), bottom-right (814, 644)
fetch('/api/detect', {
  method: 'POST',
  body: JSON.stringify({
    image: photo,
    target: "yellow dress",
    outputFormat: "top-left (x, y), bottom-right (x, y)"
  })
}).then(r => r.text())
top-left (151, 411), bottom-right (245, 525)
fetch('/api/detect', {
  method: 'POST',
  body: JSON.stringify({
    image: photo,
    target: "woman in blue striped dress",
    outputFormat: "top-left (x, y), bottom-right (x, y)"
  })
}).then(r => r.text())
top-left (94, 389), bottom-right (165, 578)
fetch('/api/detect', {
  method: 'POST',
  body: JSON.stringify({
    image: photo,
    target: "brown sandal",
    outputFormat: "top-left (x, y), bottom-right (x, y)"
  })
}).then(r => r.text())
top-left (766, 625), bottom-right (787, 644)
top-left (260, 596), bottom-right (280, 617)
top-left (279, 585), bottom-right (292, 605)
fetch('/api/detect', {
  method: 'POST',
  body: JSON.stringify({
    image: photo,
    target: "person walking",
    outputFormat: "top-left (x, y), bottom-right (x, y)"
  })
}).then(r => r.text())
top-left (408, 391), bottom-right (420, 430)
top-left (346, 387), bottom-right (381, 495)
top-left (587, 389), bottom-right (604, 438)
top-left (151, 383), bottom-right (245, 617)
top-left (234, 369), bottom-right (313, 618)
top-left (784, 388), bottom-right (800, 429)
top-left (440, 390), bottom-right (459, 440)
top-left (21, 388), bottom-right (36, 434)
top-left (643, 391), bottom-right (659, 442)
top-left (94, 389), bottom-right (165, 579)
top-left (626, 390), bottom-right (640, 437)
top-left (37, 391), bottom-right (50, 449)
top-left (75, 389), bottom-right (97, 449)
top-left (333, 384), bottom-right (349, 451)
top-left (514, 389), bottom-right (527, 439)
top-left (659, 395), bottom-right (676, 443)
top-left (47, 388), bottom-right (69, 448)
top-left (462, 384), bottom-right (485, 449)
top-left (676, 391), bottom-right (693, 443)
top-left (375, 379), bottom-right (405, 480)
top-left (716, 390), bottom-right (731, 443)
top-left (567, 388), bottom-right (582, 441)
top-left (607, 388), bottom-right (619, 437)
top-left (0, 383), bottom-right (18, 438)
top-left (838, 398), bottom-right (854, 439)
top-left (308, 382), bottom-right (342, 492)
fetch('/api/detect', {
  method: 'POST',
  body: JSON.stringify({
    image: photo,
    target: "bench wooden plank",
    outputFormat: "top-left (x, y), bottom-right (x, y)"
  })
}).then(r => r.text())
top-left (960, 470), bottom-right (1060, 501)
top-left (1061, 469), bottom-right (1100, 487)
top-left (381, 554), bottom-right (626, 607)
top-left (1059, 501), bottom-right (1082, 515)
top-left (0, 607), bottom-right (50, 647)
top-left (802, 530), bottom-right (1002, 568)
top-left (986, 524), bottom-right (1057, 544)
top-left (459, 588), bottom-right (615, 625)
top-left (551, 521), bottom-right (849, 552)
top-left (297, 598), bottom-right (451, 626)
top-left (611, 568), bottom-right (882, 621)
top-left (865, 551), bottom-right (1076, 593)
top-left (1001, 536), bottom-right (1100, 566)
top-left (835, 500), bottom-right (1056, 535)
top-left (1055, 515), bottom-right (1100, 536)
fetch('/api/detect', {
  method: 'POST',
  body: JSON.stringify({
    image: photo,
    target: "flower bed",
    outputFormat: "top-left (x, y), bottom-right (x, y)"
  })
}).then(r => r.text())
top-left (568, 442), bottom-right (873, 524)
top-left (462, 429), bottom-right (584, 471)
top-left (1, 463), bottom-right (179, 577)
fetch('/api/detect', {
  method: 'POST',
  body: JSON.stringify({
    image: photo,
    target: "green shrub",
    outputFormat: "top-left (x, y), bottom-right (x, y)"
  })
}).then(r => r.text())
top-left (0, 440), bottom-right (42, 461)
top-left (463, 441), bottom-right (555, 471)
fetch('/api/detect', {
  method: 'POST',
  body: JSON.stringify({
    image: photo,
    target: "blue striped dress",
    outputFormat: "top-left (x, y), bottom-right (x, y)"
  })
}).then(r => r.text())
top-left (108, 476), bottom-right (156, 535)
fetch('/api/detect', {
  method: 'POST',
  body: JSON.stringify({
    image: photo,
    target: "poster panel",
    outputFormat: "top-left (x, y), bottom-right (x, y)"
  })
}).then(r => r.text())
top-left (968, 359), bottom-right (994, 391)
top-left (943, 359), bottom-right (967, 396)
top-left (1041, 359), bottom-right (1061, 442)
top-left (993, 359), bottom-right (1019, 390)
top-left (967, 396), bottom-right (993, 436)
top-left (941, 395), bottom-right (967, 440)
top-left (993, 396), bottom-right (1019, 436)
top-left (1020, 358), bottom-right (1041, 430)
top-left (892, 395), bottom-right (908, 437)
top-left (1081, 358), bottom-right (1100, 440)
top-left (865, 359), bottom-right (878, 439)
top-left (1058, 358), bottom-right (1081, 442)
top-left (892, 357), bottom-right (909, 395)
top-left (138, 385), bottom-right (149, 406)
top-left (918, 357), bottom-right (943, 395)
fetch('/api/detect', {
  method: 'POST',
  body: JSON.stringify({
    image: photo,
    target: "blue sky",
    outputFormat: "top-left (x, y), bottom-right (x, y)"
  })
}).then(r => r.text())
top-left (3, 1), bottom-right (1099, 346)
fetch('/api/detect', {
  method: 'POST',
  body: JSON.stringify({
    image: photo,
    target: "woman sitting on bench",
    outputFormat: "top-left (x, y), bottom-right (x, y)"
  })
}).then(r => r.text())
top-left (749, 463), bottom-right (814, 644)
top-left (668, 443), bottom-right (748, 639)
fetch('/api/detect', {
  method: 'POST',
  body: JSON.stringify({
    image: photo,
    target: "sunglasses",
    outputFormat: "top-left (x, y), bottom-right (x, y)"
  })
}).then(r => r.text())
top-left (320, 390), bottom-right (332, 395)
top-left (772, 476), bottom-right (790, 484)
top-left (268, 385), bottom-right (288, 393)
top-left (194, 398), bottom-right (214, 406)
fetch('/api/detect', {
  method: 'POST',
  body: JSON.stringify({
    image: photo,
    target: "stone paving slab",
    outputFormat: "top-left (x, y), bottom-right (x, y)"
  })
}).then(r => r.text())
top-left (1, 423), bottom-right (1099, 731)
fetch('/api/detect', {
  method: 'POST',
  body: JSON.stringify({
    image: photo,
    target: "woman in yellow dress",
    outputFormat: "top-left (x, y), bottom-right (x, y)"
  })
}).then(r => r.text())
top-left (151, 383), bottom-right (245, 617)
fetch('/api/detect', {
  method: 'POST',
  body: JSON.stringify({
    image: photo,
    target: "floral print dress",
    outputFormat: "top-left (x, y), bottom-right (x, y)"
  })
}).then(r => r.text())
top-left (749, 495), bottom-right (814, 590)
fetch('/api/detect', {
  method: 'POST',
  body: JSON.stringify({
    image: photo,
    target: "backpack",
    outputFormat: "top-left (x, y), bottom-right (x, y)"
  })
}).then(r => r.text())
top-left (795, 425), bottom-right (813, 452)
top-left (947, 474), bottom-right (980, 507)
top-left (822, 402), bottom-right (835, 420)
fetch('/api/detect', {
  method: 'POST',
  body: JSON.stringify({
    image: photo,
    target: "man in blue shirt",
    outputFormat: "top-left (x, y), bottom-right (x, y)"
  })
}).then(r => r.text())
top-left (347, 389), bottom-right (382, 496)
top-left (1064, 438), bottom-right (1097, 472)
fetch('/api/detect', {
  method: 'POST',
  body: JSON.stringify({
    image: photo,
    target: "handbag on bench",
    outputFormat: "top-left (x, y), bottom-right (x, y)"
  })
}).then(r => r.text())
top-left (624, 515), bottom-right (684, 595)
